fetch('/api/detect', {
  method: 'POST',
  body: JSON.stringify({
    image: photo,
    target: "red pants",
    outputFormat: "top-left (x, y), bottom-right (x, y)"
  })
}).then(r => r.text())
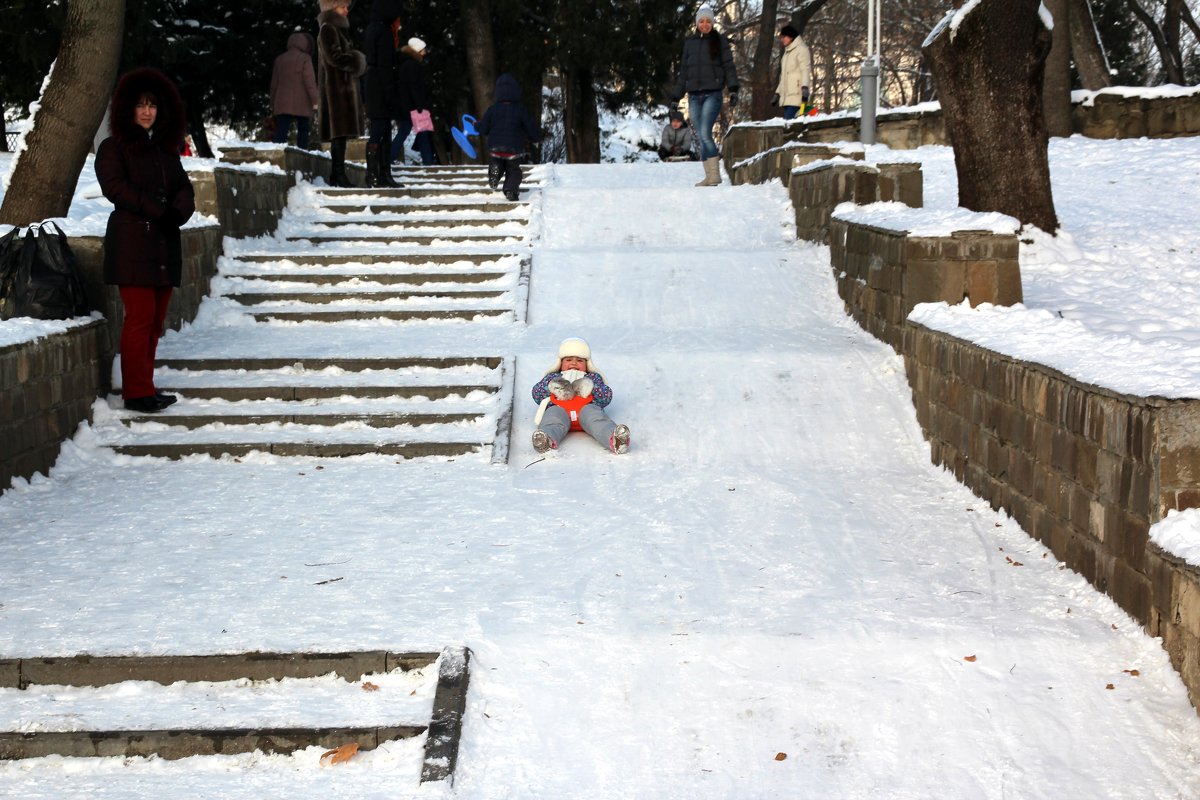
top-left (119, 285), bottom-right (172, 399)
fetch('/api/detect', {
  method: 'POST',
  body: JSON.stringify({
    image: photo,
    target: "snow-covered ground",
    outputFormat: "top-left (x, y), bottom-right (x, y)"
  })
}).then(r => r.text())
top-left (2, 136), bottom-right (1200, 797)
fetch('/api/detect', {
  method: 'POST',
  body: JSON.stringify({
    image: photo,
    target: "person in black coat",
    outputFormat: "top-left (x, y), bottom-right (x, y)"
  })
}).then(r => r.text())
top-left (669, 4), bottom-right (739, 186)
top-left (361, 0), bottom-right (403, 187)
top-left (476, 73), bottom-right (540, 201)
top-left (391, 37), bottom-right (437, 166)
top-left (95, 68), bottom-right (195, 414)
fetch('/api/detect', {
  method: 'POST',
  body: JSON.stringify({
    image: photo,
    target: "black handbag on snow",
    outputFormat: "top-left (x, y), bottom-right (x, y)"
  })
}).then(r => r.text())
top-left (0, 221), bottom-right (89, 320)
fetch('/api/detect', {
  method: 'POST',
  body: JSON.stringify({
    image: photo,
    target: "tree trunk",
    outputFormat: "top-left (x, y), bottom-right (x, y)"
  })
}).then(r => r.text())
top-left (1125, 0), bottom-right (1184, 83)
top-left (0, 111), bottom-right (8, 152)
top-left (563, 65), bottom-right (600, 163)
top-left (749, 0), bottom-right (779, 121)
top-left (0, 0), bottom-right (125, 227)
top-left (461, 0), bottom-right (497, 117)
top-left (790, 0), bottom-right (832, 34)
top-left (185, 89), bottom-right (214, 160)
top-left (923, 0), bottom-right (1059, 233)
top-left (1067, 0), bottom-right (1112, 89)
top-left (1042, 0), bottom-right (1073, 136)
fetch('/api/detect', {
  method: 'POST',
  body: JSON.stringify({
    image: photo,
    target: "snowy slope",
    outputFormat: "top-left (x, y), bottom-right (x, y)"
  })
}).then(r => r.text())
top-left (0, 160), bottom-right (1198, 798)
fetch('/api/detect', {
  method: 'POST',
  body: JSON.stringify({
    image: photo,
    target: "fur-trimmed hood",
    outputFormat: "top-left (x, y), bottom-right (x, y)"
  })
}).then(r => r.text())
top-left (318, 0), bottom-right (353, 14)
top-left (108, 67), bottom-right (187, 153)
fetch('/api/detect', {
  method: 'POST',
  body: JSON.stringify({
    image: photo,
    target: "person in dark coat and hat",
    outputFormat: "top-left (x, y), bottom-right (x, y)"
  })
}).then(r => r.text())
top-left (393, 37), bottom-right (437, 166)
top-left (669, 4), bottom-right (740, 186)
top-left (270, 32), bottom-right (320, 149)
top-left (362, 0), bottom-right (403, 187)
top-left (476, 73), bottom-right (540, 201)
top-left (95, 67), bottom-right (196, 414)
top-left (316, 0), bottom-right (366, 187)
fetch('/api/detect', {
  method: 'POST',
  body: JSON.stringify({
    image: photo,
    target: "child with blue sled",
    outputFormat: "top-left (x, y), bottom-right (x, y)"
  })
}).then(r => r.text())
top-left (476, 73), bottom-right (540, 201)
top-left (531, 338), bottom-right (630, 455)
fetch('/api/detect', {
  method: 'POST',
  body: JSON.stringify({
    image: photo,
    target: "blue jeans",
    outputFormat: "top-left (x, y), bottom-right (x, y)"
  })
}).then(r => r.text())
top-left (782, 106), bottom-right (800, 120)
top-left (273, 114), bottom-right (310, 149)
top-left (688, 91), bottom-right (723, 160)
top-left (390, 117), bottom-right (436, 165)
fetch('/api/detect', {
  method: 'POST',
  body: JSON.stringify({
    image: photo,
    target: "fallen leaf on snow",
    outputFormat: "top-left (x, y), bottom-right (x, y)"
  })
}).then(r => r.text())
top-left (774, 752), bottom-right (787, 761)
top-left (964, 655), bottom-right (977, 662)
top-left (1124, 669), bottom-right (1141, 677)
top-left (361, 681), bottom-right (380, 692)
top-left (320, 743), bottom-right (360, 765)
top-left (1106, 683), bottom-right (1115, 690)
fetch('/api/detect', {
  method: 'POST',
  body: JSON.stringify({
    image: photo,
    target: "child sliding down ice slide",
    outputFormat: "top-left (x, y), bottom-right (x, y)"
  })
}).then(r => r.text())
top-left (530, 338), bottom-right (630, 455)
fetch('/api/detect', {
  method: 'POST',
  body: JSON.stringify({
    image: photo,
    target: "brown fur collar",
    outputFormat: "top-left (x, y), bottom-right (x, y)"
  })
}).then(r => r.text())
top-left (317, 9), bottom-right (349, 28)
top-left (108, 67), bottom-right (187, 153)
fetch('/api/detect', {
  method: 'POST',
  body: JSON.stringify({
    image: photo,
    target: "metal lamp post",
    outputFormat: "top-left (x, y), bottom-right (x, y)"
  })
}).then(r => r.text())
top-left (860, 0), bottom-right (882, 144)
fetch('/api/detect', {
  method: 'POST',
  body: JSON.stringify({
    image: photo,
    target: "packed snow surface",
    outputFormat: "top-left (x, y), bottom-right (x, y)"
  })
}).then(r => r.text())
top-left (1, 140), bottom-right (1200, 797)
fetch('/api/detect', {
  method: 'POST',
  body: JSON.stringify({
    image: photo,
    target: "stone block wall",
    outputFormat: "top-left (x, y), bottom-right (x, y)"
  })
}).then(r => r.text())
top-left (70, 226), bottom-right (224, 365)
top-left (729, 142), bottom-right (863, 187)
top-left (190, 167), bottom-right (290, 238)
top-left (904, 322), bottom-right (1200, 707)
top-left (791, 161), bottom-right (923, 244)
top-left (1074, 91), bottom-right (1200, 139)
top-left (830, 215), bottom-right (1021, 352)
top-left (0, 320), bottom-right (108, 490)
top-left (217, 144), bottom-right (367, 187)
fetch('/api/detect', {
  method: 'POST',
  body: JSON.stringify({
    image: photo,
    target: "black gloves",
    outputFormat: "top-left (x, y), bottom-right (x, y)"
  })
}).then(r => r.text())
top-left (801, 86), bottom-right (811, 105)
top-left (770, 93), bottom-right (779, 107)
top-left (728, 91), bottom-right (739, 108)
top-left (159, 207), bottom-right (185, 230)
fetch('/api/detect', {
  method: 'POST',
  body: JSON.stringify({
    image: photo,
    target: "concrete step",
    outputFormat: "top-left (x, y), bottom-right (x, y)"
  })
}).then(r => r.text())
top-left (109, 441), bottom-right (483, 459)
top-left (220, 271), bottom-right (509, 285)
top-left (149, 385), bottom-right (496, 402)
top-left (311, 217), bottom-right (522, 229)
top-left (284, 233), bottom-right (520, 246)
top-left (248, 308), bottom-right (509, 323)
top-left (315, 187), bottom-right (529, 199)
top-left (234, 252), bottom-right (521, 265)
top-left (226, 289), bottom-right (505, 305)
top-left (157, 356), bottom-right (502, 371)
top-left (322, 201), bottom-right (523, 214)
top-left (120, 411), bottom-right (483, 429)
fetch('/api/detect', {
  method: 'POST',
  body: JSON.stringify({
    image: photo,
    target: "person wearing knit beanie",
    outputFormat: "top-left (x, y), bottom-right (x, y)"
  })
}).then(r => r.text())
top-left (530, 338), bottom-right (631, 455)
top-left (669, 3), bottom-right (740, 185)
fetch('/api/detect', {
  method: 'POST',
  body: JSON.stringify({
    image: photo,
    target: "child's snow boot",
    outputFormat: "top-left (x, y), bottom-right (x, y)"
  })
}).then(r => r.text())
top-left (488, 161), bottom-right (502, 190)
top-left (609, 424), bottom-right (630, 454)
top-left (532, 430), bottom-right (556, 453)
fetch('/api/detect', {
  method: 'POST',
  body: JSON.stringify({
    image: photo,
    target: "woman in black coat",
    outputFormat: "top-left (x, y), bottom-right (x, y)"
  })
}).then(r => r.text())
top-left (392, 37), bottom-right (437, 166)
top-left (361, 0), bottom-right (403, 187)
top-left (95, 67), bottom-right (195, 414)
top-left (669, 4), bottom-right (739, 186)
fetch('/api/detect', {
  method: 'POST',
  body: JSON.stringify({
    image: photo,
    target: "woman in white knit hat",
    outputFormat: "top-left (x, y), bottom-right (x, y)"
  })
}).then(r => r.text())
top-left (668, 3), bottom-right (740, 186)
top-left (530, 338), bottom-right (630, 455)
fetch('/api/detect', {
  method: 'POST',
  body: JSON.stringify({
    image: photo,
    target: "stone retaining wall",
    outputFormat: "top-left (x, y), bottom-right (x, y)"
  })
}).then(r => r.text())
top-left (723, 90), bottom-right (1200, 169)
top-left (830, 214), bottom-right (1022, 352)
top-left (904, 322), bottom-right (1200, 707)
top-left (0, 320), bottom-right (108, 490)
top-left (69, 225), bottom-right (225, 366)
top-left (2, 158), bottom-right (285, 491)
top-left (791, 161), bottom-right (923, 244)
top-left (1074, 91), bottom-right (1200, 139)
top-left (729, 142), bottom-right (863, 187)
top-left (190, 167), bottom-right (290, 238)
top-left (218, 144), bottom-right (368, 187)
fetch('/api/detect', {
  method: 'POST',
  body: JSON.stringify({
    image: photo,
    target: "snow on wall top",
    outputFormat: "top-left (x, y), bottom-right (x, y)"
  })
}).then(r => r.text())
top-left (831, 201), bottom-right (1020, 237)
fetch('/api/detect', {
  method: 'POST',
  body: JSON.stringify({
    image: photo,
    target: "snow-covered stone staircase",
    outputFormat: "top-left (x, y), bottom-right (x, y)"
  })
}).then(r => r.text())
top-left (93, 165), bottom-right (539, 462)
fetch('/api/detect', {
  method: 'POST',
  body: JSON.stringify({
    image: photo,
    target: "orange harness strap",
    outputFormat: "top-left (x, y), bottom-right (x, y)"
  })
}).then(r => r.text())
top-left (551, 394), bottom-right (593, 432)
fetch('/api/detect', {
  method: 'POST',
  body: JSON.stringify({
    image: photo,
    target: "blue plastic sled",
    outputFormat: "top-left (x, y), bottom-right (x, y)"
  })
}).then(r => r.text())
top-left (452, 114), bottom-right (478, 159)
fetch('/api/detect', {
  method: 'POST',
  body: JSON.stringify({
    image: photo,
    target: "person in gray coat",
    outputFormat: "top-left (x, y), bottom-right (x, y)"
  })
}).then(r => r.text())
top-left (658, 110), bottom-right (696, 161)
top-left (316, 0), bottom-right (366, 187)
top-left (270, 32), bottom-right (319, 149)
top-left (669, 4), bottom-right (739, 186)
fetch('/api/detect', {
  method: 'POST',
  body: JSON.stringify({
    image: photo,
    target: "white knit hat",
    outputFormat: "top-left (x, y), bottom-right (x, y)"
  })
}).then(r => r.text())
top-left (548, 337), bottom-right (599, 375)
top-left (408, 37), bottom-right (427, 53)
top-left (695, 4), bottom-right (715, 23)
